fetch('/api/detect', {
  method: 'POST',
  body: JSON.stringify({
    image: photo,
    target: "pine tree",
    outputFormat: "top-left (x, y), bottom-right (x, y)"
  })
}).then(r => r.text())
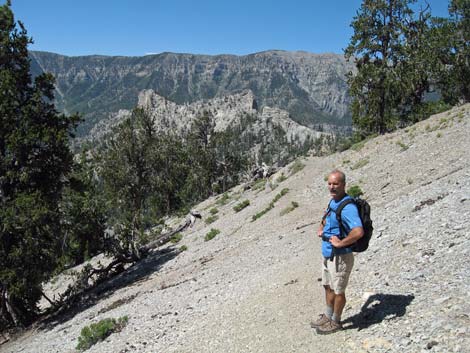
top-left (60, 151), bottom-right (107, 266)
top-left (99, 108), bottom-right (161, 259)
top-left (186, 111), bottom-right (217, 199)
top-left (345, 0), bottom-right (434, 135)
top-left (447, 0), bottom-right (470, 102)
top-left (0, 1), bottom-right (79, 327)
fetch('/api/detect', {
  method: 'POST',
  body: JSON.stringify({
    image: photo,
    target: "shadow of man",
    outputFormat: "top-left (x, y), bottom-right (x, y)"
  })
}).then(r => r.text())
top-left (342, 293), bottom-right (415, 331)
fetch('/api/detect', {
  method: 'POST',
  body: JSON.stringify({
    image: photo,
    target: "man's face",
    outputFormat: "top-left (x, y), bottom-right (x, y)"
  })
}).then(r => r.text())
top-left (327, 173), bottom-right (346, 201)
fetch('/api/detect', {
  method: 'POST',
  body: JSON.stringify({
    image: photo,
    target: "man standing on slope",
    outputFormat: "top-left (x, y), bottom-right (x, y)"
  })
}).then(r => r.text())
top-left (311, 169), bottom-right (364, 334)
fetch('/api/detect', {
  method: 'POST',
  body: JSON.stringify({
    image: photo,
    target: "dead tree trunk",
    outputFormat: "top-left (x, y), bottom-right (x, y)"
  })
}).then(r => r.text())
top-left (140, 218), bottom-right (191, 252)
top-left (0, 287), bottom-right (22, 329)
top-left (40, 290), bottom-right (58, 309)
top-left (52, 212), bottom-right (200, 310)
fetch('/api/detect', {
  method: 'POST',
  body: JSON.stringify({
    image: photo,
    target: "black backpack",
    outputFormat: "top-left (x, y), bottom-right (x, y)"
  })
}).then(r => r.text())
top-left (328, 196), bottom-right (373, 252)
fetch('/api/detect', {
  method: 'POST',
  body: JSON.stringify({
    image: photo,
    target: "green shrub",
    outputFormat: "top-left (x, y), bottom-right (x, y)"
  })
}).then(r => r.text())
top-left (252, 188), bottom-right (289, 222)
top-left (76, 316), bottom-right (128, 351)
top-left (205, 215), bottom-right (219, 224)
top-left (252, 179), bottom-right (266, 191)
top-left (347, 185), bottom-right (364, 198)
top-left (272, 188), bottom-right (289, 203)
top-left (424, 124), bottom-right (440, 133)
top-left (204, 228), bottom-right (220, 241)
top-left (351, 140), bottom-right (366, 151)
top-left (170, 233), bottom-right (183, 243)
top-left (396, 140), bottom-right (409, 151)
top-left (252, 206), bottom-right (273, 222)
top-left (209, 207), bottom-right (219, 215)
top-left (215, 193), bottom-right (230, 206)
top-left (351, 158), bottom-right (369, 170)
top-left (276, 173), bottom-right (287, 183)
top-left (268, 181), bottom-right (279, 190)
top-left (340, 133), bottom-right (377, 152)
top-left (280, 201), bottom-right (299, 216)
top-left (233, 199), bottom-right (250, 212)
top-left (179, 245), bottom-right (188, 252)
top-left (288, 160), bottom-right (305, 175)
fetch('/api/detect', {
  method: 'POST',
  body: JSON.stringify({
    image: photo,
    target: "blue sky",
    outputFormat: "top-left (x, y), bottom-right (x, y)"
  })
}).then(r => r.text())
top-left (10, 0), bottom-right (450, 57)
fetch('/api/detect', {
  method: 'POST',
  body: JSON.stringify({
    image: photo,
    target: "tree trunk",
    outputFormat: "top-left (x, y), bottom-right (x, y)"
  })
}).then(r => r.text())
top-left (140, 218), bottom-right (191, 253)
top-left (1, 288), bottom-right (23, 329)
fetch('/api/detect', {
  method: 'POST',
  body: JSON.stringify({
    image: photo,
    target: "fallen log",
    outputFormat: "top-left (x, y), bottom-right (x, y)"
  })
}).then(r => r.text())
top-left (51, 211), bottom-right (201, 309)
top-left (140, 218), bottom-right (191, 252)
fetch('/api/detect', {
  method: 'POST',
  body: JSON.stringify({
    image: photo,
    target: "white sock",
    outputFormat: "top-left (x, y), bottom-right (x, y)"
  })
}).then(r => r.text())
top-left (331, 312), bottom-right (341, 323)
top-left (325, 306), bottom-right (333, 319)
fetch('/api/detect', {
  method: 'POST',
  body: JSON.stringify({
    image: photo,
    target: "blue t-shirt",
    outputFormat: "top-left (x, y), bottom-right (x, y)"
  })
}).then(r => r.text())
top-left (321, 195), bottom-right (363, 258)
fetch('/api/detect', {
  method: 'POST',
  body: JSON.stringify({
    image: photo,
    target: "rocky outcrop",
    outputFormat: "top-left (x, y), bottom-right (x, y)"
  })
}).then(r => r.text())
top-left (87, 90), bottom-right (327, 160)
top-left (29, 50), bottom-right (354, 137)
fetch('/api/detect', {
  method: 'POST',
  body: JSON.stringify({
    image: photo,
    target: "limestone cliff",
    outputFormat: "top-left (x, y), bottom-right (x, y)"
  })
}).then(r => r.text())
top-left (30, 50), bottom-right (354, 137)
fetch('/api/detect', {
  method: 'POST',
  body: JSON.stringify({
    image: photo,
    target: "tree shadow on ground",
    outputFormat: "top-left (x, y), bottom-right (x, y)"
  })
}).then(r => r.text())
top-left (342, 293), bottom-right (415, 331)
top-left (39, 247), bottom-right (180, 330)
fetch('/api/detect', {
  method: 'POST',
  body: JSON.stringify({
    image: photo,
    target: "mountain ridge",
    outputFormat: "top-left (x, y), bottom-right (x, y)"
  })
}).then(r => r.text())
top-left (29, 50), bottom-right (354, 137)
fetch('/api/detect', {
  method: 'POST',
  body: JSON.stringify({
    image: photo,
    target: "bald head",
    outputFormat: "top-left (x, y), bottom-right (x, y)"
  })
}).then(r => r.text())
top-left (327, 169), bottom-right (346, 201)
top-left (329, 169), bottom-right (346, 184)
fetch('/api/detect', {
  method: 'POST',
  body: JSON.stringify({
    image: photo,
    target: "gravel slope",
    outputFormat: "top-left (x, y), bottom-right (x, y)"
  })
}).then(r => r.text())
top-left (2, 104), bottom-right (469, 353)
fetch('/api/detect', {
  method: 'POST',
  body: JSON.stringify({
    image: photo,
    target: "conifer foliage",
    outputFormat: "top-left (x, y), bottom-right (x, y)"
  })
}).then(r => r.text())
top-left (0, 1), bottom-right (80, 328)
top-left (345, 0), bottom-right (432, 135)
top-left (445, 0), bottom-right (470, 102)
top-left (97, 108), bottom-right (249, 260)
top-left (345, 0), bottom-right (469, 136)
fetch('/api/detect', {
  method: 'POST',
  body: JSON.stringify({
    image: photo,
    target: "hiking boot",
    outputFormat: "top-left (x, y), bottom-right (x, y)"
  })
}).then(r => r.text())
top-left (315, 319), bottom-right (342, 335)
top-left (310, 314), bottom-right (331, 328)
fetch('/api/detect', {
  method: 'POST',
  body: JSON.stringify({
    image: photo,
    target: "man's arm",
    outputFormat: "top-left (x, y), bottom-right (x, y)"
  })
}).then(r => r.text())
top-left (317, 218), bottom-right (325, 238)
top-left (317, 208), bottom-right (328, 237)
top-left (330, 227), bottom-right (363, 248)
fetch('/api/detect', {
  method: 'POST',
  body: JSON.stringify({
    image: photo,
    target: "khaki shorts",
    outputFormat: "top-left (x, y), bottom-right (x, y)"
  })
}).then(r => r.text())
top-left (321, 252), bottom-right (354, 294)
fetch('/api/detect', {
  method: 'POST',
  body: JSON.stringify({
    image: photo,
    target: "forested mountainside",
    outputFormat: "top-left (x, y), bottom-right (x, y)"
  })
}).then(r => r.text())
top-left (29, 50), bottom-right (354, 137)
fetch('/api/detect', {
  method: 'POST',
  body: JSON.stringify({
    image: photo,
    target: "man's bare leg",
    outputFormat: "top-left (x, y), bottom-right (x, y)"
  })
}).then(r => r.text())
top-left (332, 292), bottom-right (346, 323)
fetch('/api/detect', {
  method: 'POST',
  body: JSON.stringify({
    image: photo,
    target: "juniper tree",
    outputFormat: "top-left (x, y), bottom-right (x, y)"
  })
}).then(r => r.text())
top-left (0, 1), bottom-right (79, 327)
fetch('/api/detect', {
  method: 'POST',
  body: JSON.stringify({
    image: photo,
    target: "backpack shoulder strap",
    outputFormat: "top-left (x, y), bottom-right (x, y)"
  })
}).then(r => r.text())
top-left (334, 197), bottom-right (354, 238)
top-left (335, 197), bottom-right (354, 217)
top-left (321, 199), bottom-right (334, 222)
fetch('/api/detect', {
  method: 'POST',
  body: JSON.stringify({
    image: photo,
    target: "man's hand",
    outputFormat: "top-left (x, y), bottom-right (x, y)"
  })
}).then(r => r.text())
top-left (330, 235), bottom-right (342, 248)
top-left (330, 227), bottom-right (364, 248)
